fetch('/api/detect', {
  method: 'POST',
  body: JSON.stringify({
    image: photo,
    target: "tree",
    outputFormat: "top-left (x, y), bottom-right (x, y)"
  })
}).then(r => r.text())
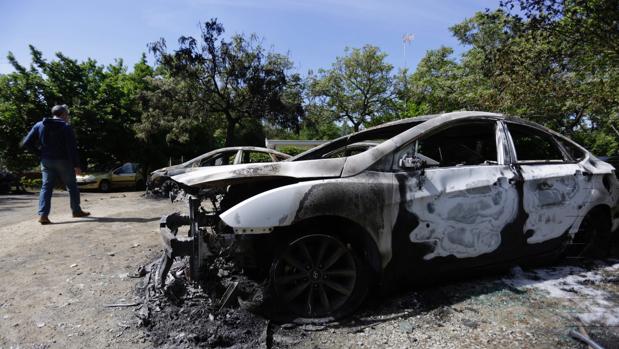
top-left (0, 46), bottom-right (153, 172)
top-left (145, 19), bottom-right (302, 147)
top-left (500, 0), bottom-right (619, 60)
top-left (496, 0), bottom-right (619, 154)
top-left (0, 51), bottom-right (48, 171)
top-left (309, 45), bottom-right (394, 132)
top-left (404, 47), bottom-right (466, 114)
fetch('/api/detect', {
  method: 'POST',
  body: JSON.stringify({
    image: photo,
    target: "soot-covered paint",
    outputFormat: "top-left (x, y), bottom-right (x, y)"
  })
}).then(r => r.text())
top-left (401, 166), bottom-right (519, 259)
top-left (220, 172), bottom-right (399, 266)
top-left (519, 157), bottom-right (619, 244)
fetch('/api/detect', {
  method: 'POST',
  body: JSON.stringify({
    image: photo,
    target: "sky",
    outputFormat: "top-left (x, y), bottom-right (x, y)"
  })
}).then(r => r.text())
top-left (0, 0), bottom-right (501, 75)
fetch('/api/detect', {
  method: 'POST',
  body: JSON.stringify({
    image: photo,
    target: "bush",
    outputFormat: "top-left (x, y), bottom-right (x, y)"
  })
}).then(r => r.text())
top-left (21, 177), bottom-right (42, 188)
top-left (278, 146), bottom-right (307, 156)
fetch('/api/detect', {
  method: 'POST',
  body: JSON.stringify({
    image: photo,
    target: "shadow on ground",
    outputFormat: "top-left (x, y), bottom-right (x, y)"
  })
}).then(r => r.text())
top-left (50, 216), bottom-right (161, 225)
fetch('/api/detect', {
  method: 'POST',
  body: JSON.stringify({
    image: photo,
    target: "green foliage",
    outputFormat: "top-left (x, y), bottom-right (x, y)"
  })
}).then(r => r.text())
top-left (20, 176), bottom-right (42, 188)
top-left (144, 19), bottom-right (303, 149)
top-left (0, 47), bottom-right (154, 172)
top-left (309, 45), bottom-right (394, 132)
top-left (277, 146), bottom-right (306, 157)
top-left (400, 3), bottom-right (619, 154)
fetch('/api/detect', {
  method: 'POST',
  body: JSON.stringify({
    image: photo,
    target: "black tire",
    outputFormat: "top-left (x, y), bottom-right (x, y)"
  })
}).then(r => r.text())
top-left (269, 234), bottom-right (369, 320)
top-left (161, 179), bottom-right (176, 196)
top-left (99, 180), bottom-right (111, 193)
top-left (566, 210), bottom-right (611, 258)
top-left (135, 179), bottom-right (146, 191)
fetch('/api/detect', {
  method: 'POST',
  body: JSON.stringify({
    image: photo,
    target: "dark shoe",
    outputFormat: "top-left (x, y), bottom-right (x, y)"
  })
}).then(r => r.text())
top-left (38, 216), bottom-right (51, 225)
top-left (72, 211), bottom-right (91, 218)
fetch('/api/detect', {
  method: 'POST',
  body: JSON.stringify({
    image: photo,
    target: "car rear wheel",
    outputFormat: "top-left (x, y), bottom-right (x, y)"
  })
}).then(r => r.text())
top-left (270, 234), bottom-right (368, 319)
top-left (99, 180), bottom-right (111, 193)
top-left (565, 209), bottom-right (611, 258)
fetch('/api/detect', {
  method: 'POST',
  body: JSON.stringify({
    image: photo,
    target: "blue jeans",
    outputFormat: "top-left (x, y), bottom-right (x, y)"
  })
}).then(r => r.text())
top-left (39, 159), bottom-right (82, 216)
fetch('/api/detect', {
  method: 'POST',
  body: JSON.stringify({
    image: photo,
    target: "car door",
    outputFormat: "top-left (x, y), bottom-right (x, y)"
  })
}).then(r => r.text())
top-left (111, 163), bottom-right (136, 188)
top-left (387, 119), bottom-right (521, 277)
top-left (504, 122), bottom-right (590, 248)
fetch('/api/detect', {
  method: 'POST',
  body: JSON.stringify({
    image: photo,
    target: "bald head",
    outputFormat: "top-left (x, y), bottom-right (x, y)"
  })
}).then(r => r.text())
top-left (51, 104), bottom-right (70, 122)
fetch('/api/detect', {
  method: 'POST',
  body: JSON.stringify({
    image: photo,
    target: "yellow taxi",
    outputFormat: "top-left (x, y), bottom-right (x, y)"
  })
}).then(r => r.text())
top-left (76, 163), bottom-right (144, 192)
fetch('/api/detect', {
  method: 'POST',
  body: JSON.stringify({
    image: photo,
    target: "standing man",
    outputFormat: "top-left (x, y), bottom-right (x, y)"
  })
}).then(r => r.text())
top-left (22, 104), bottom-right (90, 224)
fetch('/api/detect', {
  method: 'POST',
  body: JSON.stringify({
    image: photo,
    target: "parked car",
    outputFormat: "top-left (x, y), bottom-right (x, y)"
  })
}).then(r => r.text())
top-left (147, 146), bottom-right (291, 194)
top-left (0, 170), bottom-right (22, 194)
top-left (158, 111), bottom-right (619, 319)
top-left (76, 163), bottom-right (144, 192)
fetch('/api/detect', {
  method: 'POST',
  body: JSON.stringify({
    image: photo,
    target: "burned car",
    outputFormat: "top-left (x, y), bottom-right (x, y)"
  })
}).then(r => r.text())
top-left (147, 146), bottom-right (290, 195)
top-left (158, 111), bottom-right (619, 319)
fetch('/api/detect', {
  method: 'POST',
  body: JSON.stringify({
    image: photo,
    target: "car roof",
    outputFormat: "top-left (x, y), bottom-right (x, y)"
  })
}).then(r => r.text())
top-left (185, 146), bottom-right (290, 165)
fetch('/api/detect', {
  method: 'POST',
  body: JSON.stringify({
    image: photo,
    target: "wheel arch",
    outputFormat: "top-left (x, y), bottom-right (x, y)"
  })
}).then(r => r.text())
top-left (566, 203), bottom-right (614, 258)
top-left (272, 215), bottom-right (383, 278)
top-left (585, 204), bottom-right (612, 231)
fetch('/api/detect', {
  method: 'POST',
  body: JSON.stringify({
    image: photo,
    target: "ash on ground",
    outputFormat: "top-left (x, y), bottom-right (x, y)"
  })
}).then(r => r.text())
top-left (134, 255), bottom-right (272, 348)
top-left (133, 251), bottom-right (619, 349)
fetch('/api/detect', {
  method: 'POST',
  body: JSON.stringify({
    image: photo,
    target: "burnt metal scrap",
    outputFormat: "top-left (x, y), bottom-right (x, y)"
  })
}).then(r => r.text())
top-left (156, 111), bottom-right (619, 320)
top-left (135, 255), bottom-right (270, 348)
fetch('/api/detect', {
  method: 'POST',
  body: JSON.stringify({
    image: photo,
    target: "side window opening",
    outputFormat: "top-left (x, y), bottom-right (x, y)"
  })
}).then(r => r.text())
top-left (114, 163), bottom-right (134, 174)
top-left (245, 151), bottom-right (273, 163)
top-left (396, 121), bottom-right (498, 168)
top-left (507, 123), bottom-right (565, 163)
top-left (388, 121), bottom-right (499, 170)
top-left (200, 151), bottom-right (237, 166)
top-left (555, 137), bottom-right (586, 162)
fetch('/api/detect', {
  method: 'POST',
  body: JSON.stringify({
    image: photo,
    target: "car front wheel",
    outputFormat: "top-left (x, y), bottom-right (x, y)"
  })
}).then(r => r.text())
top-left (270, 234), bottom-right (368, 319)
top-left (99, 180), bottom-right (111, 193)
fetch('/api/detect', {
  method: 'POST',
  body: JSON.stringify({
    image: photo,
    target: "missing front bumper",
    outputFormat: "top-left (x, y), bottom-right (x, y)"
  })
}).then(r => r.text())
top-left (157, 197), bottom-right (240, 287)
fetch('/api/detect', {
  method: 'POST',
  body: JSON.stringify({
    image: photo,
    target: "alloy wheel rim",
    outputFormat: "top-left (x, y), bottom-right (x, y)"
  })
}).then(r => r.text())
top-left (273, 234), bottom-right (357, 317)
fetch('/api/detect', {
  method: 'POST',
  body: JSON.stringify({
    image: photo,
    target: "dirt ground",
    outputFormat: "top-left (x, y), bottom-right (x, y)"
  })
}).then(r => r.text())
top-left (1, 190), bottom-right (618, 349)
top-left (0, 190), bottom-right (181, 348)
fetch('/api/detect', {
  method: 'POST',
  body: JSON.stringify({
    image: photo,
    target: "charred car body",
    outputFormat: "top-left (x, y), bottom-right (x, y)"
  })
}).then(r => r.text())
top-left (147, 146), bottom-right (290, 195)
top-left (158, 111), bottom-right (619, 319)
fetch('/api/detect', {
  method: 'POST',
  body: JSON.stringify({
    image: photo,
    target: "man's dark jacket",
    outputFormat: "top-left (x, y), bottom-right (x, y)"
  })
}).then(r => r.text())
top-left (22, 117), bottom-right (80, 167)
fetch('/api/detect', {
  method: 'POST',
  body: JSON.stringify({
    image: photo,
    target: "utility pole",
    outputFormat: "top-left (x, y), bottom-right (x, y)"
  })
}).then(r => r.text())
top-left (402, 33), bottom-right (414, 69)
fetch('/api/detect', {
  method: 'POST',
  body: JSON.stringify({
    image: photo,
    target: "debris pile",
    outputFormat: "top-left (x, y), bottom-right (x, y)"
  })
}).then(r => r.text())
top-left (134, 256), bottom-right (271, 348)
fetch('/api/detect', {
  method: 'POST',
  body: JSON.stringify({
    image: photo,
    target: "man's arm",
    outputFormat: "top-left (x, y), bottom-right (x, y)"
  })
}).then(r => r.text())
top-left (65, 125), bottom-right (81, 171)
top-left (21, 123), bottom-right (41, 156)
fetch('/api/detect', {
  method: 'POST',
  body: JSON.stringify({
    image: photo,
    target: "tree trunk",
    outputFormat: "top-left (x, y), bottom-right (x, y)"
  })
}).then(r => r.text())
top-left (224, 119), bottom-right (236, 147)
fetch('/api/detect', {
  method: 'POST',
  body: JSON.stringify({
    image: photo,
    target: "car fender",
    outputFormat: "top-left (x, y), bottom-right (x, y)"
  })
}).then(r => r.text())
top-left (219, 173), bottom-right (400, 267)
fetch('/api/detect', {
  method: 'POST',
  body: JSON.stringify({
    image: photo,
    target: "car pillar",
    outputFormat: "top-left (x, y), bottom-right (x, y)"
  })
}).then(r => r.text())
top-left (189, 196), bottom-right (211, 280)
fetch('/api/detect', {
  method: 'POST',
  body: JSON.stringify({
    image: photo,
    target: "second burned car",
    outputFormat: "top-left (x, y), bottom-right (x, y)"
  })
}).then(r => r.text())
top-left (158, 111), bottom-right (619, 320)
top-left (147, 146), bottom-right (290, 195)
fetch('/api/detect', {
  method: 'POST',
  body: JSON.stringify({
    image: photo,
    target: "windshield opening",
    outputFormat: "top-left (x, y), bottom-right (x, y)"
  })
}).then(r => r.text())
top-left (289, 119), bottom-right (425, 161)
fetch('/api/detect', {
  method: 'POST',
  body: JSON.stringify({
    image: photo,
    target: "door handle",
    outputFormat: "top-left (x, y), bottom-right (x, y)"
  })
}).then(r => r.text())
top-left (537, 181), bottom-right (553, 190)
top-left (574, 170), bottom-right (593, 177)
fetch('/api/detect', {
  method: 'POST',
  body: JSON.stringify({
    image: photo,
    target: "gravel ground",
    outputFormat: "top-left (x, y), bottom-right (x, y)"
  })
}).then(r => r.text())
top-left (278, 259), bottom-right (619, 349)
top-left (0, 190), bottom-right (183, 348)
top-left (140, 257), bottom-right (619, 348)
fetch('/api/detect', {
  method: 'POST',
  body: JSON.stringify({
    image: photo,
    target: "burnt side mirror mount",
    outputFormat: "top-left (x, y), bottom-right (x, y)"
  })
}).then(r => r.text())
top-left (399, 154), bottom-right (426, 171)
